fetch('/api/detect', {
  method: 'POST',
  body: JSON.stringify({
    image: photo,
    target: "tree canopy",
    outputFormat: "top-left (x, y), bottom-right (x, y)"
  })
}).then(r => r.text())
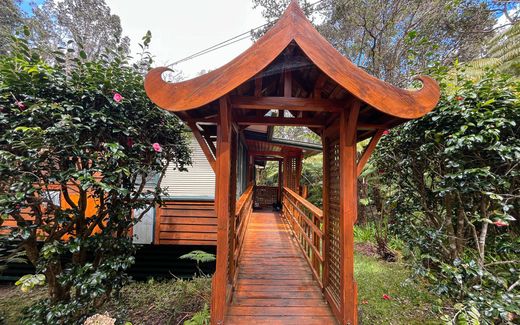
top-left (253, 0), bottom-right (495, 84)
top-left (0, 31), bottom-right (191, 323)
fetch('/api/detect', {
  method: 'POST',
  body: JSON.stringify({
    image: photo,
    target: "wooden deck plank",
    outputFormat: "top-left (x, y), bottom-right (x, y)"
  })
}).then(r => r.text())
top-left (225, 211), bottom-right (337, 324)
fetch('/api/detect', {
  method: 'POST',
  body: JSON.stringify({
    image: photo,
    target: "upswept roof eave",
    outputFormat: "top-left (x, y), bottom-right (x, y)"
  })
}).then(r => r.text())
top-left (144, 1), bottom-right (440, 120)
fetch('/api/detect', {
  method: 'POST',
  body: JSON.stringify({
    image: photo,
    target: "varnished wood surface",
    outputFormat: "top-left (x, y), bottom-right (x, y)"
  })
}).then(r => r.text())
top-left (225, 211), bottom-right (337, 325)
top-left (156, 201), bottom-right (216, 246)
top-left (144, 1), bottom-right (440, 119)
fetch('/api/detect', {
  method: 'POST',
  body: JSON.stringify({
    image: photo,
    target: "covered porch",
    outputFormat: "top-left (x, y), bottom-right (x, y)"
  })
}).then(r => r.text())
top-left (144, 1), bottom-right (439, 324)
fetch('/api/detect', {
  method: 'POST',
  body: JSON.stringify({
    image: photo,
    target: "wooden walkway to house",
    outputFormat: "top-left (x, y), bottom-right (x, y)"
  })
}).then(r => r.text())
top-left (225, 211), bottom-right (337, 325)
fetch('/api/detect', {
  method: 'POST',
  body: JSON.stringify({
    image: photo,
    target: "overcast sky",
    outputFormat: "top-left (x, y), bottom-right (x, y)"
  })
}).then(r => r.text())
top-left (104, 0), bottom-right (266, 79)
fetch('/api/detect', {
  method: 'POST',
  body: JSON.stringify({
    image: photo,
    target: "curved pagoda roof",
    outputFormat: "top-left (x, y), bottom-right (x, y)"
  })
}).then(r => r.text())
top-left (145, 0), bottom-right (440, 138)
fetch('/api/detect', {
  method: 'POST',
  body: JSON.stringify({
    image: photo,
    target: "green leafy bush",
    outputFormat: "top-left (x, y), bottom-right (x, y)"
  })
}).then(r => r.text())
top-left (0, 30), bottom-right (191, 323)
top-left (373, 68), bottom-right (519, 323)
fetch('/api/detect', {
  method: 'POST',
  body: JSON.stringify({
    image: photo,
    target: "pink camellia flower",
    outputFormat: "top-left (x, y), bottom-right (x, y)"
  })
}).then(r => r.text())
top-left (16, 101), bottom-right (26, 111)
top-left (152, 143), bottom-right (162, 153)
top-left (382, 294), bottom-right (391, 300)
top-left (113, 92), bottom-right (123, 103)
top-left (382, 130), bottom-right (390, 136)
top-left (493, 220), bottom-right (508, 227)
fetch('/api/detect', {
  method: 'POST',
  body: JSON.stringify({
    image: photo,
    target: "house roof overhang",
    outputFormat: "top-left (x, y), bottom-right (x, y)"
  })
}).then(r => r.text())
top-left (144, 0), bottom-right (440, 120)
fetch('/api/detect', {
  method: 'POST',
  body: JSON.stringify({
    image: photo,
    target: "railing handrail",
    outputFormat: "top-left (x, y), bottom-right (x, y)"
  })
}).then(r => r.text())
top-left (235, 184), bottom-right (254, 215)
top-left (283, 186), bottom-right (323, 219)
top-left (281, 186), bottom-right (325, 288)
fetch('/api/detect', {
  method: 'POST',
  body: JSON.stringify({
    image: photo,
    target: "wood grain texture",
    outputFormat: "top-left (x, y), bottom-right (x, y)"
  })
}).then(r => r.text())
top-left (225, 211), bottom-right (337, 325)
top-left (339, 107), bottom-right (359, 325)
top-left (357, 129), bottom-right (384, 176)
top-left (156, 201), bottom-right (216, 246)
top-left (144, 1), bottom-right (440, 119)
top-left (211, 97), bottom-right (234, 324)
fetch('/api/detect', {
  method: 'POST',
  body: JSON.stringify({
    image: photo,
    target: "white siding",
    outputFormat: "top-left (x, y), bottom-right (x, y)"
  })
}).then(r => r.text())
top-left (133, 206), bottom-right (154, 244)
top-left (161, 136), bottom-right (215, 198)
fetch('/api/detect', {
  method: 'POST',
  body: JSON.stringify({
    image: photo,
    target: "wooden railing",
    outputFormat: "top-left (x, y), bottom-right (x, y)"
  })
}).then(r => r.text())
top-left (229, 184), bottom-right (254, 288)
top-left (254, 185), bottom-right (279, 208)
top-left (281, 186), bottom-right (324, 287)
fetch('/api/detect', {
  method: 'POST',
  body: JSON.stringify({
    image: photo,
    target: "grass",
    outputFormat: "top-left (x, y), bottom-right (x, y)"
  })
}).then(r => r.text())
top-left (0, 277), bottom-right (211, 325)
top-left (355, 252), bottom-right (442, 324)
top-left (1, 243), bottom-right (443, 324)
top-left (0, 285), bottom-right (46, 324)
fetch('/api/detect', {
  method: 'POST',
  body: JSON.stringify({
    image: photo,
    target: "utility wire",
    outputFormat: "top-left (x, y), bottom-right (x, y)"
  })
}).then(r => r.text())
top-left (165, 0), bottom-right (326, 68)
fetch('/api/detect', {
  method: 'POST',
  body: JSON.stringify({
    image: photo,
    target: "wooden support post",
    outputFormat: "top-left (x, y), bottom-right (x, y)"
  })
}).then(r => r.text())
top-left (340, 101), bottom-right (360, 325)
top-left (211, 96), bottom-right (234, 325)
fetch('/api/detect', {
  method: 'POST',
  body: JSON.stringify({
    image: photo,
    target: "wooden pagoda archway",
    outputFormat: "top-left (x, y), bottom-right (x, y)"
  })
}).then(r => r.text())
top-left (145, 1), bottom-right (440, 324)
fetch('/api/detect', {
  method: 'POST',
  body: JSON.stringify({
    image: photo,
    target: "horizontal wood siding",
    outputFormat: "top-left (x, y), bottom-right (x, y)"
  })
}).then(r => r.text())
top-left (160, 136), bottom-right (215, 198)
top-left (157, 200), bottom-right (217, 246)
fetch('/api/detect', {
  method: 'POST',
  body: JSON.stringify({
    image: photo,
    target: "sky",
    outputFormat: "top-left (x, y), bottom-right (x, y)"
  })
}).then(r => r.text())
top-left (104, 0), bottom-right (266, 79)
top-left (18, 0), bottom-right (517, 79)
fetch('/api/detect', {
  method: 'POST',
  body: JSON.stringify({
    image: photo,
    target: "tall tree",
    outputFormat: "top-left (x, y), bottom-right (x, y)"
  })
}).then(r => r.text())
top-left (0, 0), bottom-right (23, 54)
top-left (252, 0), bottom-right (495, 85)
top-left (29, 0), bottom-right (130, 59)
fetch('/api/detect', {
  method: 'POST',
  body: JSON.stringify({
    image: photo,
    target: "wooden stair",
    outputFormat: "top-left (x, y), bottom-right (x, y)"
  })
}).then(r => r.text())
top-left (225, 211), bottom-right (337, 325)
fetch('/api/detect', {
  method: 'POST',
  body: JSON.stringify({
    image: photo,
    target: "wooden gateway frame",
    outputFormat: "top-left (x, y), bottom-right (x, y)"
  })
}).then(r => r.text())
top-left (144, 1), bottom-right (440, 324)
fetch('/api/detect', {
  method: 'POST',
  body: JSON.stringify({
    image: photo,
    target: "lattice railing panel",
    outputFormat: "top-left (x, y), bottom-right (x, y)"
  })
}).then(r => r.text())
top-left (283, 155), bottom-right (301, 192)
top-left (325, 138), bottom-right (341, 307)
top-left (227, 131), bottom-right (238, 290)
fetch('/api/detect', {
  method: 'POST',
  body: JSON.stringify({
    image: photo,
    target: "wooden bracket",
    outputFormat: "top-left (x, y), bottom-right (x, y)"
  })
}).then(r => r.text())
top-left (188, 121), bottom-right (216, 172)
top-left (356, 130), bottom-right (384, 176)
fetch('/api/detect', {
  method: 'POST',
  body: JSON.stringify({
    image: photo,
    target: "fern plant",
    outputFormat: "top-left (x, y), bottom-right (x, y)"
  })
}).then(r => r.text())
top-left (464, 23), bottom-right (520, 79)
top-left (180, 250), bottom-right (216, 275)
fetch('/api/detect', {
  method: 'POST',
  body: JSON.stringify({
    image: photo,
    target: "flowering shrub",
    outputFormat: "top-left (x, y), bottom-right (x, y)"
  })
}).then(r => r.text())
top-left (373, 68), bottom-right (519, 323)
top-left (0, 30), bottom-right (191, 323)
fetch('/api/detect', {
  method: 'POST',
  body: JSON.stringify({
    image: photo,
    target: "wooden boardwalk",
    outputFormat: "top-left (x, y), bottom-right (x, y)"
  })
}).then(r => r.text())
top-left (225, 211), bottom-right (337, 325)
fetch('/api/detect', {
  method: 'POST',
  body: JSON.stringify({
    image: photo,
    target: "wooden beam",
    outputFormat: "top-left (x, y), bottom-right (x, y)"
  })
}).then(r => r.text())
top-left (204, 135), bottom-right (217, 157)
top-left (313, 74), bottom-right (327, 99)
top-left (231, 96), bottom-right (343, 113)
top-left (345, 101), bottom-right (360, 146)
top-left (357, 122), bottom-right (387, 130)
top-left (284, 70), bottom-right (292, 97)
top-left (236, 116), bottom-right (326, 127)
top-left (250, 151), bottom-right (286, 157)
top-left (188, 122), bottom-right (216, 172)
top-left (211, 96), bottom-right (233, 324)
top-left (357, 130), bottom-right (384, 176)
top-left (340, 101), bottom-right (359, 325)
top-left (254, 75), bottom-right (263, 97)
